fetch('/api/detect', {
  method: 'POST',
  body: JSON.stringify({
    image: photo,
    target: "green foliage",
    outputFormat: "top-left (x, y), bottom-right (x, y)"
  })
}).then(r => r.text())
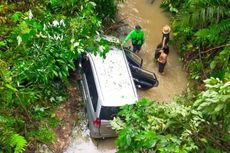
top-left (92, 0), bottom-right (124, 23)
top-left (188, 59), bottom-right (203, 80)
top-left (187, 0), bottom-right (230, 26)
top-left (28, 128), bottom-right (55, 144)
top-left (10, 134), bottom-right (27, 153)
top-left (42, 0), bottom-right (82, 15)
top-left (0, 0), bottom-right (121, 152)
top-left (161, 0), bottom-right (230, 80)
top-left (209, 47), bottom-right (230, 79)
top-left (41, 0), bottom-right (123, 23)
top-left (195, 19), bottom-right (230, 44)
top-left (160, 0), bottom-right (185, 13)
top-left (112, 98), bottom-right (198, 153)
top-left (113, 77), bottom-right (230, 152)
top-left (194, 78), bottom-right (230, 127)
top-left (0, 116), bottom-right (27, 153)
top-left (193, 77), bottom-right (230, 151)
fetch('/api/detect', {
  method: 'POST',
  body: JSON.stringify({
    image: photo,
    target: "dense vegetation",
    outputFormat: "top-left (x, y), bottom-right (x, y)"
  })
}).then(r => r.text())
top-left (1, 0), bottom-right (229, 152)
top-left (113, 0), bottom-right (230, 152)
top-left (113, 78), bottom-right (230, 152)
top-left (0, 0), bottom-right (121, 152)
top-left (161, 0), bottom-right (230, 80)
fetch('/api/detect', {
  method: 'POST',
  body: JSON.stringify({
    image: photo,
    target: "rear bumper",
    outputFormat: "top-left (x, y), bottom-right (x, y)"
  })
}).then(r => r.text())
top-left (89, 123), bottom-right (117, 139)
top-left (90, 130), bottom-right (117, 139)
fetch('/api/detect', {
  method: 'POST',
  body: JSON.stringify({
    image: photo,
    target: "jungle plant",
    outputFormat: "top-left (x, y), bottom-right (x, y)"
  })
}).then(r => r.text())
top-left (112, 1), bottom-right (230, 152)
top-left (0, 0), bottom-right (121, 152)
top-left (0, 116), bottom-right (27, 153)
top-left (113, 77), bottom-right (230, 152)
top-left (161, 0), bottom-right (230, 80)
top-left (112, 98), bottom-right (199, 153)
top-left (160, 0), bottom-right (186, 13)
top-left (194, 78), bottom-right (230, 137)
top-left (92, 0), bottom-right (124, 23)
top-left (27, 127), bottom-right (56, 144)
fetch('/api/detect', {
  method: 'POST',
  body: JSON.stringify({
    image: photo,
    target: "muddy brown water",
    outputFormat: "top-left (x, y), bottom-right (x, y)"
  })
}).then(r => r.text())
top-left (119, 0), bottom-right (188, 102)
top-left (64, 0), bottom-right (188, 152)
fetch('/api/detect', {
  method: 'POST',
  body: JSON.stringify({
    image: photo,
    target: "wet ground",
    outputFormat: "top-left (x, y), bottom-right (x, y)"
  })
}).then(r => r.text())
top-left (119, 0), bottom-right (188, 102)
top-left (64, 0), bottom-right (188, 152)
top-left (64, 111), bottom-right (116, 153)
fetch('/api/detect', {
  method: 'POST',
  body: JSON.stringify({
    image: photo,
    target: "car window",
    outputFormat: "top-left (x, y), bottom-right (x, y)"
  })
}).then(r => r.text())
top-left (136, 68), bottom-right (154, 79)
top-left (99, 106), bottom-right (120, 120)
top-left (130, 65), bottom-right (154, 80)
top-left (83, 59), bottom-right (98, 112)
top-left (124, 49), bottom-right (143, 67)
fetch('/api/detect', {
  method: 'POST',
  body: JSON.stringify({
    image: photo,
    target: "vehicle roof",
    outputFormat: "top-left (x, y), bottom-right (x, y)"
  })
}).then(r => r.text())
top-left (89, 47), bottom-right (138, 107)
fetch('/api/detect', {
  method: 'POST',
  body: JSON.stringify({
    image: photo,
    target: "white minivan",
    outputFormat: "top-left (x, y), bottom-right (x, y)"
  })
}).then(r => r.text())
top-left (80, 47), bottom-right (138, 138)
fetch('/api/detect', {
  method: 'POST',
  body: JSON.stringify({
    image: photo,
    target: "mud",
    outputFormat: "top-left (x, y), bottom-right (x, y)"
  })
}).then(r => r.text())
top-left (119, 0), bottom-right (188, 102)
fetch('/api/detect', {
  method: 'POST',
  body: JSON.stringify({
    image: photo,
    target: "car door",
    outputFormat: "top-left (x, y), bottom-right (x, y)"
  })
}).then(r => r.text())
top-left (99, 106), bottom-right (119, 137)
top-left (129, 64), bottom-right (159, 90)
top-left (124, 47), bottom-right (143, 68)
top-left (81, 59), bottom-right (98, 132)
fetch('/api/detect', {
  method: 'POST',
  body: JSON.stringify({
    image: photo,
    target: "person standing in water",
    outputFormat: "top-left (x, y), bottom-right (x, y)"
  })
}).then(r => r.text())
top-left (153, 25), bottom-right (170, 62)
top-left (161, 25), bottom-right (171, 49)
top-left (122, 24), bottom-right (145, 53)
top-left (157, 47), bottom-right (169, 75)
top-left (154, 43), bottom-right (169, 62)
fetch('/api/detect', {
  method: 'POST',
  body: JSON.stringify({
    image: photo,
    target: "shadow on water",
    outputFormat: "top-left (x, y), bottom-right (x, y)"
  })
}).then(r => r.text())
top-left (65, 0), bottom-right (188, 152)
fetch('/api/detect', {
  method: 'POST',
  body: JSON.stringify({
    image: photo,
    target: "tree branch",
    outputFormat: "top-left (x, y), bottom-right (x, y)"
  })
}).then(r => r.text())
top-left (201, 44), bottom-right (230, 54)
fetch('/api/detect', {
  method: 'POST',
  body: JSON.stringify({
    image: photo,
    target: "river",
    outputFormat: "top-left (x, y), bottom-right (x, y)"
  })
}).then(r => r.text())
top-left (64, 0), bottom-right (188, 152)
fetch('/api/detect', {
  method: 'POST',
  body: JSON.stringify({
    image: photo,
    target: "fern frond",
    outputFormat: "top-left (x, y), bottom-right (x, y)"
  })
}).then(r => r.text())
top-left (180, 0), bottom-right (230, 26)
top-left (217, 18), bottom-right (230, 33)
top-left (10, 134), bottom-right (27, 153)
top-left (0, 115), bottom-right (16, 126)
top-left (0, 122), bottom-right (27, 153)
top-left (210, 47), bottom-right (230, 71)
top-left (195, 18), bottom-right (230, 44)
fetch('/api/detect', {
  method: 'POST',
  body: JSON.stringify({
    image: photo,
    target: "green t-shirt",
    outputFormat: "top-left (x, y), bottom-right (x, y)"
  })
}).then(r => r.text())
top-left (123, 29), bottom-right (145, 45)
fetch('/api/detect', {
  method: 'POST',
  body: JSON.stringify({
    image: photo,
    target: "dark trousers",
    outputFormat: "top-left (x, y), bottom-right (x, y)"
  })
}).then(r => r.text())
top-left (158, 62), bottom-right (166, 73)
top-left (132, 44), bottom-right (142, 53)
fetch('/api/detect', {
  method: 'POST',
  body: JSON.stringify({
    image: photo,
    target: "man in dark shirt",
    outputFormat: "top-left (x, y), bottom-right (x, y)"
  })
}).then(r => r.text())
top-left (161, 25), bottom-right (171, 49)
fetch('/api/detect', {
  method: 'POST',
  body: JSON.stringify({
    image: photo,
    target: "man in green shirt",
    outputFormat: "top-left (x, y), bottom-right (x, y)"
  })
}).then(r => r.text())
top-left (122, 24), bottom-right (145, 53)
